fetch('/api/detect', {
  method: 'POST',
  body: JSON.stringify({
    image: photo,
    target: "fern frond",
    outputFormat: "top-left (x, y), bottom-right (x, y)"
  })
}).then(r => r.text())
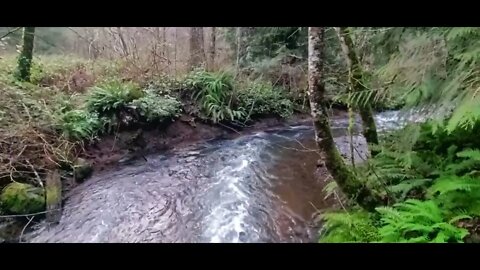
top-left (457, 149), bottom-right (480, 161)
top-left (428, 175), bottom-right (480, 197)
top-left (319, 211), bottom-right (380, 243)
top-left (388, 178), bottom-right (431, 200)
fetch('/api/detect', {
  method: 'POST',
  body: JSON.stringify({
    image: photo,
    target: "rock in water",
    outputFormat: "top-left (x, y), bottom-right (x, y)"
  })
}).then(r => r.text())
top-left (73, 158), bottom-right (93, 183)
top-left (45, 170), bottom-right (62, 225)
top-left (0, 182), bottom-right (45, 214)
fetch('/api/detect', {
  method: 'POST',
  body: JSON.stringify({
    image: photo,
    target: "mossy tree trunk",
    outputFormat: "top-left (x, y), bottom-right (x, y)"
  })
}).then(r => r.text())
top-left (335, 27), bottom-right (379, 152)
top-left (307, 27), bottom-right (383, 211)
top-left (45, 170), bottom-right (62, 225)
top-left (15, 27), bottom-right (35, 82)
top-left (189, 27), bottom-right (206, 70)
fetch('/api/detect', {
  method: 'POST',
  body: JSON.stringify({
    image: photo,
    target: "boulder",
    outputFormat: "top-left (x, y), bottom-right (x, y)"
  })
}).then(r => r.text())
top-left (0, 182), bottom-right (45, 214)
top-left (73, 158), bottom-right (93, 182)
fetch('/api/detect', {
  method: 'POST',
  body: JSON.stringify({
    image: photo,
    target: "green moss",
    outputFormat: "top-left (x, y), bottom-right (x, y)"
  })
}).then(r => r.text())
top-left (45, 185), bottom-right (60, 207)
top-left (0, 182), bottom-right (45, 214)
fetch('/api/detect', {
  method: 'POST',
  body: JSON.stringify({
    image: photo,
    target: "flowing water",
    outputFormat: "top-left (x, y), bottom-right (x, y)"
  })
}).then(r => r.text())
top-left (25, 111), bottom-right (402, 243)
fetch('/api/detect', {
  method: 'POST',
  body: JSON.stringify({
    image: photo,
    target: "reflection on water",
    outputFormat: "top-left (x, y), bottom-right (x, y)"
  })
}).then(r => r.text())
top-left (26, 111), bottom-right (401, 243)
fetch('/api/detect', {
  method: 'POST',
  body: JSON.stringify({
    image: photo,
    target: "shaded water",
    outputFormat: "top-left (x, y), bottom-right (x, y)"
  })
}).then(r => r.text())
top-left (25, 111), bottom-right (401, 243)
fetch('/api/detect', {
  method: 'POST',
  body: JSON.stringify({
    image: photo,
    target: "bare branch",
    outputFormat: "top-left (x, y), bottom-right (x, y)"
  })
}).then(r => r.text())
top-left (0, 27), bottom-right (21, 40)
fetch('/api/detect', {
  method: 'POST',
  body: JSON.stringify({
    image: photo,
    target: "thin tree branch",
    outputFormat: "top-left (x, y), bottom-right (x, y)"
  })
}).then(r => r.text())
top-left (0, 27), bottom-right (21, 40)
top-left (19, 216), bottom-right (34, 243)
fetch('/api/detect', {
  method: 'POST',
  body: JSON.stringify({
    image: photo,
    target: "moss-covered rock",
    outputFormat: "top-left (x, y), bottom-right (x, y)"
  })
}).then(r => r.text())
top-left (73, 158), bottom-right (93, 182)
top-left (0, 182), bottom-right (45, 214)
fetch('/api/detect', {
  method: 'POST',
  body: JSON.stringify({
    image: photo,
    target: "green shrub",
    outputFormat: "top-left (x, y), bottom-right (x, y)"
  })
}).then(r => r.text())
top-left (56, 109), bottom-right (105, 141)
top-left (86, 80), bottom-right (144, 115)
top-left (321, 118), bottom-right (480, 243)
top-left (237, 81), bottom-right (293, 119)
top-left (186, 70), bottom-right (246, 123)
top-left (130, 91), bottom-right (182, 123)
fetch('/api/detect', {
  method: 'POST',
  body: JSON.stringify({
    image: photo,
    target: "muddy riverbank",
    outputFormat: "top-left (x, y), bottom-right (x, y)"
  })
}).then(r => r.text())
top-left (2, 109), bottom-right (398, 243)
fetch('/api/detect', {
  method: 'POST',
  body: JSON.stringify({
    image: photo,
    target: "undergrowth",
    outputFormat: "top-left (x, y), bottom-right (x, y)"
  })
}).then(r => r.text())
top-left (0, 57), bottom-right (301, 193)
top-left (320, 116), bottom-right (480, 243)
top-left (185, 69), bottom-right (297, 124)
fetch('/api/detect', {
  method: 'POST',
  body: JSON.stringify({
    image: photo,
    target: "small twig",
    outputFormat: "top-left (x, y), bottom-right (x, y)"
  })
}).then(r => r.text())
top-left (19, 216), bottom-right (34, 243)
top-left (217, 122), bottom-right (241, 134)
top-left (25, 160), bottom-right (43, 189)
top-left (309, 201), bottom-right (321, 212)
top-left (334, 190), bottom-right (348, 213)
top-left (0, 204), bottom-right (70, 219)
top-left (111, 123), bottom-right (121, 152)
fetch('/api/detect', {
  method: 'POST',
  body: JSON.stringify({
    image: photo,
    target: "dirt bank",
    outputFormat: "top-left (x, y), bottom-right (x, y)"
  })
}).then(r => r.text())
top-left (81, 113), bottom-right (313, 175)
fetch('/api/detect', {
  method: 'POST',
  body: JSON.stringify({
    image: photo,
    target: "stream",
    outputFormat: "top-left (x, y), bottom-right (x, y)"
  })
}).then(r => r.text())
top-left (23, 110), bottom-right (403, 243)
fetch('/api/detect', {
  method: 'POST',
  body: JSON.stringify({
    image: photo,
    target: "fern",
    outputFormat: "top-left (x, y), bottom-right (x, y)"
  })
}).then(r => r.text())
top-left (319, 211), bottom-right (381, 243)
top-left (55, 109), bottom-right (105, 141)
top-left (456, 149), bottom-right (480, 161)
top-left (428, 175), bottom-right (480, 196)
top-left (323, 181), bottom-right (338, 200)
top-left (427, 175), bottom-right (480, 216)
top-left (388, 179), bottom-right (431, 200)
top-left (86, 80), bottom-right (144, 116)
top-left (186, 70), bottom-right (246, 123)
top-left (376, 199), bottom-right (469, 243)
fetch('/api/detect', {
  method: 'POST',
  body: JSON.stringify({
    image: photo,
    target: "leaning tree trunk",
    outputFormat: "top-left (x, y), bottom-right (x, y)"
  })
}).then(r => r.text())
top-left (208, 27), bottom-right (216, 71)
top-left (307, 27), bottom-right (383, 211)
top-left (335, 27), bottom-right (379, 151)
top-left (15, 27), bottom-right (35, 82)
top-left (189, 27), bottom-right (206, 70)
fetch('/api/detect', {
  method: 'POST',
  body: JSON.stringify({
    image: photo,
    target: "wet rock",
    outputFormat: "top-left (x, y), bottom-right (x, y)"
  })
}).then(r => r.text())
top-left (74, 158), bottom-right (93, 182)
top-left (239, 231), bottom-right (247, 242)
top-left (0, 219), bottom-right (23, 242)
top-left (0, 182), bottom-right (45, 214)
top-left (293, 225), bottom-right (305, 237)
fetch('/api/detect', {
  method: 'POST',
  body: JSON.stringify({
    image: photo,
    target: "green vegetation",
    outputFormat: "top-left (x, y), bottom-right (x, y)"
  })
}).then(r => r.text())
top-left (0, 44), bottom-right (305, 216)
top-left (0, 182), bottom-right (45, 214)
top-left (130, 91), bottom-right (181, 123)
top-left (85, 80), bottom-right (144, 115)
top-left (318, 27), bottom-right (480, 243)
top-left (237, 80), bottom-right (294, 119)
top-left (3, 27), bottom-right (480, 244)
top-left (186, 69), bottom-right (295, 124)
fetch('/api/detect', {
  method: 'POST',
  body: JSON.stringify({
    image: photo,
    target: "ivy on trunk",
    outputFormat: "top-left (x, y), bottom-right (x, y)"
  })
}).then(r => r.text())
top-left (15, 27), bottom-right (35, 82)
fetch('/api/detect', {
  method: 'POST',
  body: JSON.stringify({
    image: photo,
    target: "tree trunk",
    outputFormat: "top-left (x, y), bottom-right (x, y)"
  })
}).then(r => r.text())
top-left (236, 27), bottom-right (243, 70)
top-left (189, 27), bottom-right (206, 70)
top-left (335, 27), bottom-right (379, 150)
top-left (307, 27), bottom-right (383, 211)
top-left (15, 27), bottom-right (35, 82)
top-left (45, 170), bottom-right (62, 225)
top-left (174, 27), bottom-right (178, 75)
top-left (116, 27), bottom-right (129, 57)
top-left (161, 27), bottom-right (167, 57)
top-left (208, 27), bottom-right (216, 71)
